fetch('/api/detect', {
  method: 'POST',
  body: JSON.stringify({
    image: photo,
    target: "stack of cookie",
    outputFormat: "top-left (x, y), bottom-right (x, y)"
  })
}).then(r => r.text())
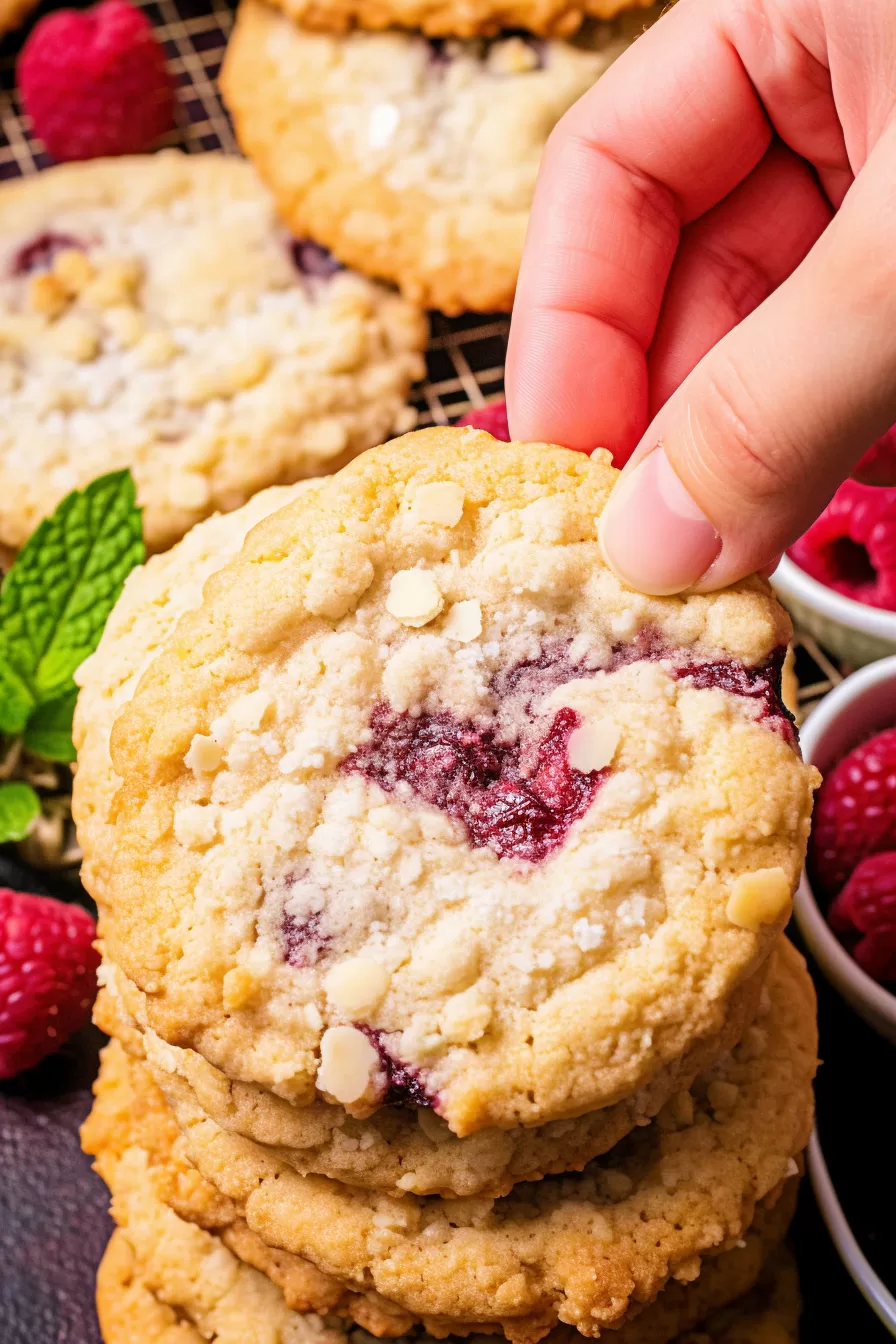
top-left (219, 0), bottom-right (662, 313)
top-left (76, 426), bottom-right (820, 1344)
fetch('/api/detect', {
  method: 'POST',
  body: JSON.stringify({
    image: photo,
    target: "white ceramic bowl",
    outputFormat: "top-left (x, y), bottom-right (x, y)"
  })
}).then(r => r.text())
top-left (772, 555), bottom-right (896, 667)
top-left (794, 656), bottom-right (896, 1041)
top-left (809, 1129), bottom-right (896, 1335)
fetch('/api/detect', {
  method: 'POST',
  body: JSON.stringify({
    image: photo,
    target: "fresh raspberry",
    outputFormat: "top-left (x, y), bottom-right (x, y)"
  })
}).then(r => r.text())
top-left (854, 426), bottom-right (896, 486)
top-left (17, 0), bottom-right (175, 163)
top-left (455, 400), bottom-right (510, 441)
top-left (808, 727), bottom-right (896, 897)
top-left (787, 478), bottom-right (896, 611)
top-left (0, 889), bottom-right (99, 1080)
top-left (829, 852), bottom-right (896, 982)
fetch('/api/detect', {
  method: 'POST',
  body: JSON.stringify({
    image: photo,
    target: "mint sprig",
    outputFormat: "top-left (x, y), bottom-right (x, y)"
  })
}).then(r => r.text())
top-left (0, 470), bottom-right (144, 766)
top-left (0, 780), bottom-right (41, 845)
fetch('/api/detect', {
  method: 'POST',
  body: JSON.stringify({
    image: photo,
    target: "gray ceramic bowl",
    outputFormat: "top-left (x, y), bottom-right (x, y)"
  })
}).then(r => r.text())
top-left (794, 656), bottom-right (896, 1042)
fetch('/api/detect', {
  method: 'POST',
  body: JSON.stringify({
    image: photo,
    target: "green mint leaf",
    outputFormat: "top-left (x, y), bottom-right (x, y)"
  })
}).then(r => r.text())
top-left (0, 470), bottom-right (144, 709)
top-left (0, 663), bottom-right (33, 736)
top-left (23, 688), bottom-right (79, 763)
top-left (0, 780), bottom-right (41, 844)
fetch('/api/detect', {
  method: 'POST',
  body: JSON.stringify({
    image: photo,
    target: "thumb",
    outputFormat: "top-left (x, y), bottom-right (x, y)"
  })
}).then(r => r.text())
top-left (599, 126), bottom-right (896, 596)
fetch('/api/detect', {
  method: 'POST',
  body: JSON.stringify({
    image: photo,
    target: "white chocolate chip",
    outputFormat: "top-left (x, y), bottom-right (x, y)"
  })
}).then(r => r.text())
top-left (228, 690), bottom-right (272, 734)
top-left (46, 314), bottom-right (99, 362)
top-left (567, 720), bottom-right (621, 774)
top-left (411, 481), bottom-right (465, 527)
top-left (104, 305), bottom-right (145, 349)
top-left (443, 599), bottom-right (482, 643)
top-left (136, 330), bottom-right (179, 369)
top-left (53, 248), bottom-right (94, 296)
top-left (488, 35), bottom-right (539, 74)
top-left (440, 988), bottom-right (492, 1045)
top-left (184, 733), bottom-right (224, 774)
top-left (386, 569), bottom-right (444, 627)
top-left (325, 958), bottom-right (391, 1015)
top-left (726, 867), bottom-right (792, 932)
top-left (317, 1025), bottom-right (380, 1104)
top-left (82, 257), bottom-right (142, 308)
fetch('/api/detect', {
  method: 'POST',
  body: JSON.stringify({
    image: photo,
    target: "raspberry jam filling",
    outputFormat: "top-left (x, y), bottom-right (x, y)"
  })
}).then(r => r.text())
top-left (9, 231), bottom-right (84, 276)
top-left (673, 649), bottom-right (795, 744)
top-left (357, 1026), bottom-right (435, 1107)
top-left (281, 908), bottom-right (331, 969)
top-left (343, 639), bottom-right (795, 863)
top-left (345, 702), bottom-right (603, 864)
top-left (291, 239), bottom-right (343, 280)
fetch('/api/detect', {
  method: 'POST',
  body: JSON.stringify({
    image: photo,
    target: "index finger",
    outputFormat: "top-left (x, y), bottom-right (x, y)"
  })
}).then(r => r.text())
top-left (506, 0), bottom-right (775, 457)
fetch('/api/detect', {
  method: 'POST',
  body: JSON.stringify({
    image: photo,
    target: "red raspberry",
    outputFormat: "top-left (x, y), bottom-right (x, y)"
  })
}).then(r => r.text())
top-left (0, 889), bottom-right (99, 1080)
top-left (855, 426), bottom-right (896, 486)
top-left (829, 852), bottom-right (896, 983)
top-left (787, 479), bottom-right (896, 611)
top-left (17, 0), bottom-right (175, 163)
top-left (455, 400), bottom-right (510, 441)
top-left (809, 727), bottom-right (896, 897)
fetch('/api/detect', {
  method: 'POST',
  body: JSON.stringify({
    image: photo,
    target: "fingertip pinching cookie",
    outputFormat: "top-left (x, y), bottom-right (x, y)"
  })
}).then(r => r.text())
top-left (221, 4), bottom-right (661, 313)
top-left (0, 151), bottom-right (426, 552)
top-left (76, 426), bottom-right (818, 1141)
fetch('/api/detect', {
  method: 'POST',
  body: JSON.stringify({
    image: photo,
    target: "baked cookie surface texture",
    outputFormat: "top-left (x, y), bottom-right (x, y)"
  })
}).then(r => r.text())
top-left (79, 427), bottom-right (818, 1140)
top-left (221, 4), bottom-right (660, 312)
top-left (0, 151), bottom-right (425, 550)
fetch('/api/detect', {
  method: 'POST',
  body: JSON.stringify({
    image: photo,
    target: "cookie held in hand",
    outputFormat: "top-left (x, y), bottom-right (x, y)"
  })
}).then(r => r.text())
top-left (76, 426), bottom-right (817, 1137)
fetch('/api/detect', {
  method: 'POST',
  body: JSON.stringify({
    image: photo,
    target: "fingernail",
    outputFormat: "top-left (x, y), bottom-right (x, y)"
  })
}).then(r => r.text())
top-left (598, 447), bottom-right (721, 595)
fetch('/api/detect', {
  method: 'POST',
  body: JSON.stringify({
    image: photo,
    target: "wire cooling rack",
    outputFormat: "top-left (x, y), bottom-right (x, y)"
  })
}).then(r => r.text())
top-left (0, 0), bottom-right (845, 732)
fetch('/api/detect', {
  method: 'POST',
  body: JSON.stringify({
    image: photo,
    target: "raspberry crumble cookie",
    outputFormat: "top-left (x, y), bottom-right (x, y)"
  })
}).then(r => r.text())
top-left (139, 941), bottom-right (817, 1338)
top-left (221, 4), bottom-right (660, 313)
top-left (78, 477), bottom-right (760, 1199)
top-left (263, 0), bottom-right (656, 38)
top-left (0, 151), bottom-right (425, 551)
top-left (78, 427), bottom-right (818, 1137)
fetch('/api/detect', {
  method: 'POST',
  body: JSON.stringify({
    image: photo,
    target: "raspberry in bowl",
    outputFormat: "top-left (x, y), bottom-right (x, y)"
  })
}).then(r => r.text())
top-left (795, 654), bottom-right (896, 1040)
top-left (772, 434), bottom-right (896, 665)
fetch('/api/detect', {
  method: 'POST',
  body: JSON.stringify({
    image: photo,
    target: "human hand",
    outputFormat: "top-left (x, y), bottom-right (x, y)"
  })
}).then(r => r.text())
top-left (505, 0), bottom-right (896, 594)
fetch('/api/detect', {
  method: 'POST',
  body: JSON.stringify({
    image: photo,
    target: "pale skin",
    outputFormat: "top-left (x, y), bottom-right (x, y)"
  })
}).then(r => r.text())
top-left (505, 0), bottom-right (896, 595)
